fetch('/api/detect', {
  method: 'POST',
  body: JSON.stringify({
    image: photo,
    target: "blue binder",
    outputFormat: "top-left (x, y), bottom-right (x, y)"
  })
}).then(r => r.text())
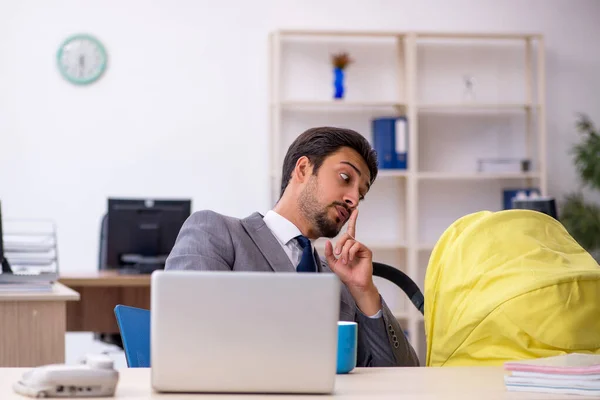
top-left (114, 305), bottom-right (151, 368)
top-left (372, 117), bottom-right (408, 169)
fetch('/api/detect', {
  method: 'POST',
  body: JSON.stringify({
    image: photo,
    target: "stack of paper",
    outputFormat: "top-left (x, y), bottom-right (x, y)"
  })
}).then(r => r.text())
top-left (2, 219), bottom-right (59, 277)
top-left (0, 272), bottom-right (54, 292)
top-left (504, 353), bottom-right (600, 396)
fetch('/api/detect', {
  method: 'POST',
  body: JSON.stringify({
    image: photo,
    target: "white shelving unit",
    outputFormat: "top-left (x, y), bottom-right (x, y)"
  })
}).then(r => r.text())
top-left (269, 30), bottom-right (546, 363)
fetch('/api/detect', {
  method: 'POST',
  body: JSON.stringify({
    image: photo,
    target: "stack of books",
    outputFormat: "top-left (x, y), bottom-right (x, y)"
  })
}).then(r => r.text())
top-left (504, 353), bottom-right (600, 396)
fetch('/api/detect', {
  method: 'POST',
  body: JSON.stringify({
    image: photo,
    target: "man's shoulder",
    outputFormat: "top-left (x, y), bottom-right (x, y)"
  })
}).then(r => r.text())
top-left (187, 210), bottom-right (261, 230)
top-left (186, 210), bottom-right (240, 230)
top-left (189, 209), bottom-right (237, 222)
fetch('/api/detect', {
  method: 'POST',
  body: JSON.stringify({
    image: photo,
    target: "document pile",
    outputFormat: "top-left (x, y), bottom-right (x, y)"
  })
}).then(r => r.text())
top-left (504, 353), bottom-right (600, 396)
top-left (0, 218), bottom-right (58, 292)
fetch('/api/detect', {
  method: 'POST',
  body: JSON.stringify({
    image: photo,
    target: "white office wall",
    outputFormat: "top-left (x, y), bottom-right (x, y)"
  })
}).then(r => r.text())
top-left (1, 0), bottom-right (599, 274)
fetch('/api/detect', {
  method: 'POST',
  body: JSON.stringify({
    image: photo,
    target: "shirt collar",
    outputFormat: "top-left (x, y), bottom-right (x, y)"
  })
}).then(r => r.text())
top-left (263, 210), bottom-right (304, 246)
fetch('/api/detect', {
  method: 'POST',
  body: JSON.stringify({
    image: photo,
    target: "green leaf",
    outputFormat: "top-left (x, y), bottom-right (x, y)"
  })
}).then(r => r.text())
top-left (572, 114), bottom-right (600, 190)
top-left (559, 192), bottom-right (600, 252)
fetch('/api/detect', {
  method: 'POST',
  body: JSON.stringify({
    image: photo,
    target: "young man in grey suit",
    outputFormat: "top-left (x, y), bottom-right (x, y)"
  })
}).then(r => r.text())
top-left (165, 127), bottom-right (419, 367)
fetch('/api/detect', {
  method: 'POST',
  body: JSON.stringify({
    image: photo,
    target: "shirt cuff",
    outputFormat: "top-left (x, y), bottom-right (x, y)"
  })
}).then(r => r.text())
top-left (354, 295), bottom-right (384, 319)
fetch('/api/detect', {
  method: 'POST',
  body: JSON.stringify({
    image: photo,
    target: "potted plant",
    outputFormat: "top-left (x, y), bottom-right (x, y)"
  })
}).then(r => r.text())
top-left (560, 113), bottom-right (600, 261)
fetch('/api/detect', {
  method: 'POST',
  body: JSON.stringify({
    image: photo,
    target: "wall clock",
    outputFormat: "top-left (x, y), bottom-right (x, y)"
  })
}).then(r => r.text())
top-left (56, 34), bottom-right (107, 85)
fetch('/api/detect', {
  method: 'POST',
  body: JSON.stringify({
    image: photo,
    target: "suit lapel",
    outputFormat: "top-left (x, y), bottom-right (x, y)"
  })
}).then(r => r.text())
top-left (241, 212), bottom-right (296, 273)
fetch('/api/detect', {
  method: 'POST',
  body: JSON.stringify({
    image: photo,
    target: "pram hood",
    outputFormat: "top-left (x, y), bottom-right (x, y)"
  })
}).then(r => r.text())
top-left (424, 209), bottom-right (600, 366)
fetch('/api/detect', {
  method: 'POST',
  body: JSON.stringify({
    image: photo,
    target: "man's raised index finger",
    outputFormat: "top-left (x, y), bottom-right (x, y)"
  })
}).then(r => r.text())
top-left (347, 208), bottom-right (358, 238)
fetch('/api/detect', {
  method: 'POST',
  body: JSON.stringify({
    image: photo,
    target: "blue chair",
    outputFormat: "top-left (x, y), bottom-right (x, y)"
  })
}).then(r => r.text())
top-left (113, 305), bottom-right (151, 367)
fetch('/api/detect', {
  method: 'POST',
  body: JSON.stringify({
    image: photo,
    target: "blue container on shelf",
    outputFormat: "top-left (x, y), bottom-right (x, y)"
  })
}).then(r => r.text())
top-left (333, 67), bottom-right (345, 99)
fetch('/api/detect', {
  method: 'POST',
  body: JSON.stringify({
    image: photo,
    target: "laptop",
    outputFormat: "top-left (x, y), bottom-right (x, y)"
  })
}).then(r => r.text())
top-left (150, 270), bottom-right (341, 394)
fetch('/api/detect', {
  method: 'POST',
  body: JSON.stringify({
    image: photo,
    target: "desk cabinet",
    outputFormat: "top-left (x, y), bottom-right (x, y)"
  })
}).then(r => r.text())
top-left (59, 272), bottom-right (151, 334)
top-left (0, 283), bottom-right (79, 367)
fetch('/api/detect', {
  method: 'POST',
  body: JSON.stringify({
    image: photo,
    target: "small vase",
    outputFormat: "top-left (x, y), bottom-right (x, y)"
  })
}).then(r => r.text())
top-left (333, 67), bottom-right (345, 99)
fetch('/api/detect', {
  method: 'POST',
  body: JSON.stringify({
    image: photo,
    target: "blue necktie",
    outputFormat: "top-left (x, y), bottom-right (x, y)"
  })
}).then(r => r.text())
top-left (295, 235), bottom-right (317, 273)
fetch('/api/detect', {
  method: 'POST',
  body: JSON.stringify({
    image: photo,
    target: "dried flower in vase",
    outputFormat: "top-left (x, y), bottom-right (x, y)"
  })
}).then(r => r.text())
top-left (331, 52), bottom-right (353, 70)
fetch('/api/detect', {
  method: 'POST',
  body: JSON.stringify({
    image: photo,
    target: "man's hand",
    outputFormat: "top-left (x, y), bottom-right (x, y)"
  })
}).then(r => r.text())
top-left (324, 209), bottom-right (381, 316)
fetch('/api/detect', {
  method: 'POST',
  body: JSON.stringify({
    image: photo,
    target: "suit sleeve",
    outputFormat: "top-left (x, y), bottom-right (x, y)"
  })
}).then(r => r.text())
top-left (354, 296), bottom-right (420, 367)
top-left (165, 210), bottom-right (234, 271)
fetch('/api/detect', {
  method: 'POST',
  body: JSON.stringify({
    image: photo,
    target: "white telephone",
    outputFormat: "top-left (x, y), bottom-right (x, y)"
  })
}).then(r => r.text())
top-left (13, 354), bottom-right (119, 398)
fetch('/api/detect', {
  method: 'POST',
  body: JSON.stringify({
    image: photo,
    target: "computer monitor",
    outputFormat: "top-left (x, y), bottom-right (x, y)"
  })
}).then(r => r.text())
top-left (105, 198), bottom-right (191, 274)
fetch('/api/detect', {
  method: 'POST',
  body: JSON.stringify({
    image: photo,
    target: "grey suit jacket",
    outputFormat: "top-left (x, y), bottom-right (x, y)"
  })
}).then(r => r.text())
top-left (164, 210), bottom-right (419, 367)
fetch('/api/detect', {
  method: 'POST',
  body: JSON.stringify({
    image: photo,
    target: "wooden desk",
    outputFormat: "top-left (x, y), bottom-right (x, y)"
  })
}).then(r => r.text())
top-left (0, 283), bottom-right (80, 367)
top-left (0, 366), bottom-right (572, 399)
top-left (59, 271), bottom-right (151, 333)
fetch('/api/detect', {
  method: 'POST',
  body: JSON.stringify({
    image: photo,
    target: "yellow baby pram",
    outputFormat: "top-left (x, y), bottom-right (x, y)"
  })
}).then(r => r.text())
top-left (424, 209), bottom-right (600, 367)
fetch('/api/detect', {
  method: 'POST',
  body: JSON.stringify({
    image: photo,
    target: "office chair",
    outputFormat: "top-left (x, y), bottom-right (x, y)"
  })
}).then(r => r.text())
top-left (95, 213), bottom-right (124, 349)
top-left (372, 262), bottom-right (424, 315)
top-left (114, 305), bottom-right (151, 368)
top-left (99, 213), bottom-right (108, 272)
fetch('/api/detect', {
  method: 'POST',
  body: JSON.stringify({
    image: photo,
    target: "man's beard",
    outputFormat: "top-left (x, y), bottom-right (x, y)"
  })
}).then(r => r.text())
top-left (298, 178), bottom-right (343, 238)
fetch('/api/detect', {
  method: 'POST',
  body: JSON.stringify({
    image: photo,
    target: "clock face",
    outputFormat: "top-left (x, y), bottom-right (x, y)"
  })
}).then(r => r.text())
top-left (57, 34), bottom-right (107, 85)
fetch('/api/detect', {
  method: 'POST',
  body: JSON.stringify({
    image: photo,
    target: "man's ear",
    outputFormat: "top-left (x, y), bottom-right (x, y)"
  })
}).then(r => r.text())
top-left (293, 156), bottom-right (313, 184)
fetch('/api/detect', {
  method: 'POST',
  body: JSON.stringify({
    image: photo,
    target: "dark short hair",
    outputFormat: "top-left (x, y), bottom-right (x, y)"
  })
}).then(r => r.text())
top-left (280, 127), bottom-right (378, 197)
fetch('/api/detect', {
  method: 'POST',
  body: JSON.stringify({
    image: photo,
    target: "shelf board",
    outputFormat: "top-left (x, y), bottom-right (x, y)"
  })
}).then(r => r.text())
top-left (418, 103), bottom-right (538, 113)
top-left (277, 101), bottom-right (406, 111)
top-left (274, 30), bottom-right (540, 41)
top-left (276, 30), bottom-right (406, 39)
top-left (418, 172), bottom-right (539, 180)
top-left (416, 32), bottom-right (540, 40)
top-left (277, 101), bottom-right (539, 112)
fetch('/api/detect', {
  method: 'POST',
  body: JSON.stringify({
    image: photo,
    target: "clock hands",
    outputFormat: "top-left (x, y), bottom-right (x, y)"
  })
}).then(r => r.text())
top-left (78, 54), bottom-right (85, 78)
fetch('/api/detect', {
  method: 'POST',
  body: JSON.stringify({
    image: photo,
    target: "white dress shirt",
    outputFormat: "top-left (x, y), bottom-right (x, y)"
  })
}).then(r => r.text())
top-left (263, 210), bottom-right (382, 319)
top-left (263, 210), bottom-right (307, 268)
